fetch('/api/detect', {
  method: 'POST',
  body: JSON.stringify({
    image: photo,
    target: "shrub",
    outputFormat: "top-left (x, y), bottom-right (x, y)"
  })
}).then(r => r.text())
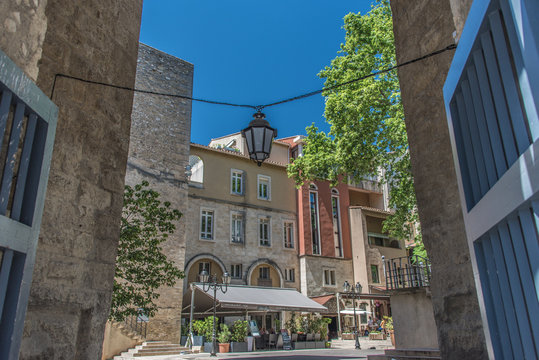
top-left (231, 320), bottom-right (249, 342)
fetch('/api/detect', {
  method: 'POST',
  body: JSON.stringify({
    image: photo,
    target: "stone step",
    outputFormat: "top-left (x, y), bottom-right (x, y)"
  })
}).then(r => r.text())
top-left (137, 347), bottom-right (187, 353)
top-left (368, 348), bottom-right (441, 360)
top-left (385, 349), bottom-right (441, 357)
top-left (133, 349), bottom-right (189, 356)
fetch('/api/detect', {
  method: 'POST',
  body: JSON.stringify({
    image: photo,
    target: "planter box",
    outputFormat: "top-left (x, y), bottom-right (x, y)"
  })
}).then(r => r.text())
top-left (180, 336), bottom-right (187, 346)
top-left (369, 333), bottom-right (387, 340)
top-left (294, 341), bottom-right (306, 349)
top-left (192, 336), bottom-right (205, 347)
top-left (342, 333), bottom-right (355, 340)
top-left (230, 341), bottom-right (248, 352)
top-left (315, 341), bottom-right (325, 349)
top-left (203, 342), bottom-right (215, 353)
top-left (305, 342), bottom-right (315, 349)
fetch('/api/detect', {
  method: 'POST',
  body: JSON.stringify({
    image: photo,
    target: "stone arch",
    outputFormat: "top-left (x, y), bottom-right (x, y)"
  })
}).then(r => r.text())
top-left (245, 258), bottom-right (284, 288)
top-left (184, 253), bottom-right (227, 290)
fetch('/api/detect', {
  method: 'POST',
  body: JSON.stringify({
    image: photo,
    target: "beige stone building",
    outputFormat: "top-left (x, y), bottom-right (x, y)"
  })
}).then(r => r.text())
top-left (183, 138), bottom-right (300, 330)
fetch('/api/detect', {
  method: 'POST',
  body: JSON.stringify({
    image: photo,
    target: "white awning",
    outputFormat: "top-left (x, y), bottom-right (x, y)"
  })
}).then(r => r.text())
top-left (184, 284), bottom-right (327, 313)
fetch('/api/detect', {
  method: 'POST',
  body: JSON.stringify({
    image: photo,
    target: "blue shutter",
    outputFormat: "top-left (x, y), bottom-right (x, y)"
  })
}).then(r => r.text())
top-left (0, 49), bottom-right (58, 359)
top-left (444, 0), bottom-right (539, 358)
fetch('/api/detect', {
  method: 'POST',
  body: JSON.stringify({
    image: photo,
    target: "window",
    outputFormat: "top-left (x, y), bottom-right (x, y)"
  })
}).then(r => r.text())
top-left (198, 261), bottom-right (211, 275)
top-left (323, 269), bottom-right (336, 286)
top-left (231, 264), bottom-right (242, 279)
top-left (359, 303), bottom-right (368, 324)
top-left (371, 265), bottom-right (380, 283)
top-left (331, 191), bottom-right (343, 257)
top-left (188, 155), bottom-right (204, 184)
top-left (257, 175), bottom-right (271, 200)
top-left (283, 221), bottom-right (294, 248)
top-left (259, 266), bottom-right (270, 279)
top-left (309, 187), bottom-right (321, 255)
top-left (231, 212), bottom-right (244, 243)
top-left (231, 169), bottom-right (244, 195)
top-left (285, 268), bottom-right (295, 282)
top-left (259, 217), bottom-right (270, 246)
top-left (200, 209), bottom-right (214, 240)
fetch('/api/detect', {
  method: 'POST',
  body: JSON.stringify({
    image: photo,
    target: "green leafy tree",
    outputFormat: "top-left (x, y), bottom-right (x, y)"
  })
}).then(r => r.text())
top-left (287, 0), bottom-right (423, 251)
top-left (110, 180), bottom-right (184, 322)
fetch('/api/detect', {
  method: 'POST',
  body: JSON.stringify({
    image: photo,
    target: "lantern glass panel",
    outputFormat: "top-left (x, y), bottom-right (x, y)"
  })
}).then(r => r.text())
top-left (264, 130), bottom-right (274, 154)
top-left (253, 127), bottom-right (264, 152)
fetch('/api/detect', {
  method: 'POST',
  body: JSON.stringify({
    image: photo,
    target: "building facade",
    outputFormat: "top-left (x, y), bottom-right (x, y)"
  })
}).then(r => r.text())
top-left (184, 139), bottom-right (299, 330)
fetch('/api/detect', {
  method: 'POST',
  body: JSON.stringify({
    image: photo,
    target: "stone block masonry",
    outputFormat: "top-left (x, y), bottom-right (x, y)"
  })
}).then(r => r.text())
top-left (0, 1), bottom-right (143, 359)
top-left (125, 43), bottom-right (194, 342)
top-left (390, 1), bottom-right (487, 359)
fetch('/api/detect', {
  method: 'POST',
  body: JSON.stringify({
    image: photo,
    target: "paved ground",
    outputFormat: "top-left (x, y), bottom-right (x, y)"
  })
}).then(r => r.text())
top-left (130, 339), bottom-right (393, 360)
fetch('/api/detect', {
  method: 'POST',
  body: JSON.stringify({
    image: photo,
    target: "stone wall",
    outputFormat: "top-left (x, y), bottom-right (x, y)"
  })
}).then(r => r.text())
top-left (390, 1), bottom-right (487, 359)
top-left (124, 43), bottom-right (194, 342)
top-left (0, 1), bottom-right (143, 359)
top-left (390, 288), bottom-right (438, 349)
top-left (0, 0), bottom-right (48, 81)
top-left (299, 256), bottom-right (353, 297)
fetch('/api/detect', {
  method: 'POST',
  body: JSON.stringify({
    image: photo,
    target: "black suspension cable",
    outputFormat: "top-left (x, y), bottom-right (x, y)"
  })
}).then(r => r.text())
top-left (50, 43), bottom-right (456, 110)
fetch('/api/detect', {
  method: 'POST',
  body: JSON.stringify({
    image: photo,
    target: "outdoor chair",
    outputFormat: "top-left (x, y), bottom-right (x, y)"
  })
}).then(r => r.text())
top-left (276, 334), bottom-right (283, 349)
top-left (314, 333), bottom-right (321, 341)
top-left (306, 333), bottom-right (314, 341)
top-left (268, 334), bottom-right (277, 348)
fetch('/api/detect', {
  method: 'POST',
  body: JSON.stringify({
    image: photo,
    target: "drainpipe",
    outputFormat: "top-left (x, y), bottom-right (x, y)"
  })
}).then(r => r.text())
top-left (336, 292), bottom-right (342, 339)
top-left (189, 283), bottom-right (196, 349)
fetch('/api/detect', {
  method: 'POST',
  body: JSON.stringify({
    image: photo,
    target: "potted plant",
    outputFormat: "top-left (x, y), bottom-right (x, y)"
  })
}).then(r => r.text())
top-left (383, 316), bottom-right (395, 346)
top-left (191, 319), bottom-right (206, 347)
top-left (198, 316), bottom-right (218, 353)
top-left (180, 322), bottom-right (189, 346)
top-left (217, 324), bottom-right (231, 353)
top-left (230, 320), bottom-right (248, 352)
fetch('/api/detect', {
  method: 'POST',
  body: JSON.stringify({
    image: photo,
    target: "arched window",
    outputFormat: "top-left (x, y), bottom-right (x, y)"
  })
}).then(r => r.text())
top-left (188, 155), bottom-right (203, 183)
top-left (331, 188), bottom-right (339, 195)
top-left (309, 183), bottom-right (318, 191)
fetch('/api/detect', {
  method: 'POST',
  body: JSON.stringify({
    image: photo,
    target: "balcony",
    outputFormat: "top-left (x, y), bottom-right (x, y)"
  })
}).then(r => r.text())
top-left (347, 175), bottom-right (381, 193)
top-left (384, 255), bottom-right (431, 290)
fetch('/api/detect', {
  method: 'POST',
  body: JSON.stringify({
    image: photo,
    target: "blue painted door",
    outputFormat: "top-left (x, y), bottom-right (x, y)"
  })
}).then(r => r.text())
top-left (0, 49), bottom-right (58, 359)
top-left (444, 0), bottom-right (539, 358)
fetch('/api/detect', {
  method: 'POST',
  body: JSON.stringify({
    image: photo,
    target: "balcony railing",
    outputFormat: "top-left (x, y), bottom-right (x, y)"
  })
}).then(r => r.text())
top-left (384, 255), bottom-right (431, 290)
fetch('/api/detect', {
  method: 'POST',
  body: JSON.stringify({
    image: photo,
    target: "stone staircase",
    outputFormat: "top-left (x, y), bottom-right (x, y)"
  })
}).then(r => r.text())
top-left (368, 348), bottom-right (441, 360)
top-left (113, 341), bottom-right (191, 359)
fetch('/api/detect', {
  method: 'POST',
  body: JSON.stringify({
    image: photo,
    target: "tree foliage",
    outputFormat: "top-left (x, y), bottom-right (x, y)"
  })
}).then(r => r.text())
top-left (287, 0), bottom-right (422, 247)
top-left (110, 180), bottom-right (184, 322)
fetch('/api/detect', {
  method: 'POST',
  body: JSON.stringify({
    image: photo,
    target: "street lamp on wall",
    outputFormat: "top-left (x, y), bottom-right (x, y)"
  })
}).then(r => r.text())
top-left (199, 270), bottom-right (231, 356)
top-left (241, 111), bottom-right (278, 166)
top-left (343, 280), bottom-right (362, 350)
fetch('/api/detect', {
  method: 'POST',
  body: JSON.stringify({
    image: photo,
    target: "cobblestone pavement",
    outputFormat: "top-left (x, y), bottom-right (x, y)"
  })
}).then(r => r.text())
top-left (126, 339), bottom-right (393, 360)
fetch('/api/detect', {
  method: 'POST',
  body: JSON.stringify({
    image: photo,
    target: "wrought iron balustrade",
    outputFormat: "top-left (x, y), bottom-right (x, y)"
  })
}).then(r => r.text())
top-left (384, 255), bottom-right (431, 290)
top-left (124, 314), bottom-right (148, 339)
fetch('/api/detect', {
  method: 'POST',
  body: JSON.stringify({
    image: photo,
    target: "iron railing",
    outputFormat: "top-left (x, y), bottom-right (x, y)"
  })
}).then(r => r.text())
top-left (384, 255), bottom-right (431, 290)
top-left (124, 314), bottom-right (148, 338)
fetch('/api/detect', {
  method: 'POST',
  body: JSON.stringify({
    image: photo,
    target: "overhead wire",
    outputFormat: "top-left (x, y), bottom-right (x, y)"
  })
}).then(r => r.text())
top-left (51, 43), bottom-right (456, 110)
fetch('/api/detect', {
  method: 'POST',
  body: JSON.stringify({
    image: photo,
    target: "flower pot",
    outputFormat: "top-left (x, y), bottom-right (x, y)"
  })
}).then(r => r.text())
top-left (218, 343), bottom-right (230, 353)
top-left (230, 341), bottom-right (248, 352)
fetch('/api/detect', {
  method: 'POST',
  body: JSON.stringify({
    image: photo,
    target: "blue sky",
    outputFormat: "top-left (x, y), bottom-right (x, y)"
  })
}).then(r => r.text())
top-left (140, 0), bottom-right (374, 145)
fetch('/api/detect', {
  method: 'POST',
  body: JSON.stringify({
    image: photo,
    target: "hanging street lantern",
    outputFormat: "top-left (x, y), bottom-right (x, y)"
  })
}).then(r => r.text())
top-left (241, 111), bottom-right (278, 166)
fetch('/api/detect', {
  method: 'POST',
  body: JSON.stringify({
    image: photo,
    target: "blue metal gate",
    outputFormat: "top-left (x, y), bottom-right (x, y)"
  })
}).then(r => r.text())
top-left (0, 49), bottom-right (57, 359)
top-left (444, 0), bottom-right (539, 358)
